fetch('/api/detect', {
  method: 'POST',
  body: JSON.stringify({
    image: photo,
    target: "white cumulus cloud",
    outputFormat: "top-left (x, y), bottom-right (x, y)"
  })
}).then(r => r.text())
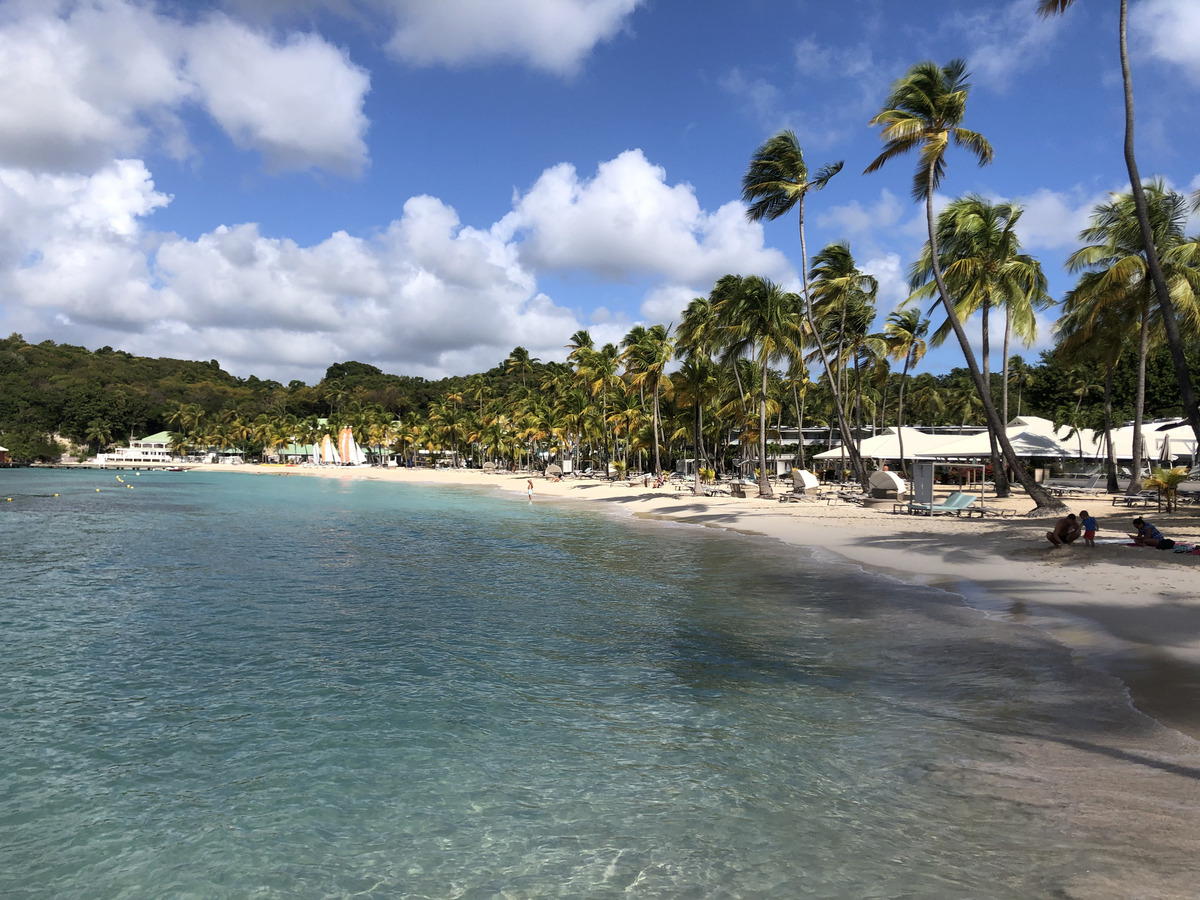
top-left (0, 0), bottom-right (370, 175)
top-left (501, 149), bottom-right (794, 285)
top-left (947, 0), bottom-right (1061, 88)
top-left (0, 145), bottom-right (799, 381)
top-left (186, 15), bottom-right (370, 175)
top-left (0, 160), bottom-right (170, 328)
top-left (1134, 0), bottom-right (1200, 83)
top-left (384, 0), bottom-right (642, 74)
top-left (1013, 186), bottom-right (1102, 250)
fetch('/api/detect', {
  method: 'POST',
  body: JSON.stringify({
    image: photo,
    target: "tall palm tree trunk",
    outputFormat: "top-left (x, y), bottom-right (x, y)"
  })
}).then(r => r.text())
top-left (980, 301), bottom-right (1011, 497)
top-left (897, 355), bottom-right (911, 476)
top-left (792, 384), bottom-right (807, 470)
top-left (1127, 299), bottom-right (1151, 495)
top-left (923, 183), bottom-right (1061, 511)
top-left (798, 211), bottom-right (866, 489)
top-left (1117, 0), bottom-right (1200, 450)
top-left (1101, 362), bottom-right (1120, 493)
top-left (1001, 308), bottom-right (1013, 423)
top-left (758, 356), bottom-right (773, 498)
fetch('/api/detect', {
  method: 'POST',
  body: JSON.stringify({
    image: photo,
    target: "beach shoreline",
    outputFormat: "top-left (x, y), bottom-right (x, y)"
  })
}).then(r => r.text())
top-left (187, 461), bottom-right (1200, 742)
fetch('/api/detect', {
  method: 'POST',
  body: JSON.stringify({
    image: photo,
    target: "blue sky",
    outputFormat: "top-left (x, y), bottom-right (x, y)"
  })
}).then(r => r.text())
top-left (1, 0), bottom-right (1197, 385)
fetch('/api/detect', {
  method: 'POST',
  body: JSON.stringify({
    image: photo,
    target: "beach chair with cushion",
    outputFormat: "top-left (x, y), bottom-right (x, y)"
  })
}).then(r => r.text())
top-left (895, 491), bottom-right (977, 516)
top-left (779, 469), bottom-right (824, 502)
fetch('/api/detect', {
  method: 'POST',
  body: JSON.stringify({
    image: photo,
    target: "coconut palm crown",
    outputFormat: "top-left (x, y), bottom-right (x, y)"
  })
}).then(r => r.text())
top-left (864, 59), bottom-right (993, 201)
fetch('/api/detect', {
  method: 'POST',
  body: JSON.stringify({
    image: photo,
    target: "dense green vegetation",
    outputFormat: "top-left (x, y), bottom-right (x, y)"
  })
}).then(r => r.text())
top-left (1, 330), bottom-right (1194, 476)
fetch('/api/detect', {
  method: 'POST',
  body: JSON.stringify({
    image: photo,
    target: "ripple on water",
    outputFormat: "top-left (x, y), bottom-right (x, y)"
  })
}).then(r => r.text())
top-left (1, 468), bottom-right (1194, 898)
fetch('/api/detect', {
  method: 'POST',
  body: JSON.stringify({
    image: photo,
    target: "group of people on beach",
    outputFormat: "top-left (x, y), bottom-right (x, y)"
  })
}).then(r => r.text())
top-left (1046, 511), bottom-right (1173, 550)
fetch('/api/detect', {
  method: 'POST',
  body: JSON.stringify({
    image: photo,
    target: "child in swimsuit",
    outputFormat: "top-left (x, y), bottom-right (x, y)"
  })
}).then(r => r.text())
top-left (1080, 511), bottom-right (1097, 547)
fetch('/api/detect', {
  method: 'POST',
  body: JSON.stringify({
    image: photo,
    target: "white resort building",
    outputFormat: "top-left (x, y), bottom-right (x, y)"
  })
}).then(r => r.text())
top-left (96, 431), bottom-right (174, 466)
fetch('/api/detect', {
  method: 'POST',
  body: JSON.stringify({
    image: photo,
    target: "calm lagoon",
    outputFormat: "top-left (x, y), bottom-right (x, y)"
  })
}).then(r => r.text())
top-left (0, 467), bottom-right (1187, 897)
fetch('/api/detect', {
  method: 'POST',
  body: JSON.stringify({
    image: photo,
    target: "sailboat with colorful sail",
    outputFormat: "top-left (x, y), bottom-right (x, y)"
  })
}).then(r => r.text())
top-left (316, 433), bottom-right (341, 466)
top-left (338, 426), bottom-right (368, 466)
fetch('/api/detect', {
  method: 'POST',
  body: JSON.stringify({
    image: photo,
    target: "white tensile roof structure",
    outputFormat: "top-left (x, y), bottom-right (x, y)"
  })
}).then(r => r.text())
top-left (812, 426), bottom-right (956, 461)
top-left (814, 417), bottom-right (1198, 466)
top-left (914, 416), bottom-right (1087, 460)
top-left (1096, 419), bottom-right (1197, 464)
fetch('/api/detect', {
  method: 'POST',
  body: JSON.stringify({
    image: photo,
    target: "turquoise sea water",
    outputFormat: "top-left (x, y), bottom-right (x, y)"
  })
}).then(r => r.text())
top-left (0, 468), bottom-right (1178, 897)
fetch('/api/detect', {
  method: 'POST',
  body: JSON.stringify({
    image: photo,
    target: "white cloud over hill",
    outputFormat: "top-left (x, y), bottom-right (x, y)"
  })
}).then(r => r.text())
top-left (0, 149), bottom-right (789, 382)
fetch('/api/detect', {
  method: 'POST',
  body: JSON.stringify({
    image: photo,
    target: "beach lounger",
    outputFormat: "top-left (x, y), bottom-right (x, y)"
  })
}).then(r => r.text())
top-left (826, 490), bottom-right (865, 506)
top-left (1111, 491), bottom-right (1157, 509)
top-left (964, 502), bottom-right (1017, 518)
top-left (779, 469), bottom-right (823, 502)
top-left (1050, 474), bottom-right (1103, 497)
top-left (895, 491), bottom-right (977, 516)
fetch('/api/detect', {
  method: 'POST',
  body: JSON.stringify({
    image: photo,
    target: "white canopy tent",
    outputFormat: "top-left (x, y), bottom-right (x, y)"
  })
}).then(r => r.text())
top-left (1093, 419), bottom-right (1196, 464)
top-left (914, 416), bottom-right (1086, 461)
top-left (813, 426), bottom-right (959, 462)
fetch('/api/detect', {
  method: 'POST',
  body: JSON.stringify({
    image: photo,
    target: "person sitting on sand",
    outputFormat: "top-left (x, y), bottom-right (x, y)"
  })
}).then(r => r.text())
top-left (1046, 513), bottom-right (1081, 548)
top-left (1130, 517), bottom-right (1164, 547)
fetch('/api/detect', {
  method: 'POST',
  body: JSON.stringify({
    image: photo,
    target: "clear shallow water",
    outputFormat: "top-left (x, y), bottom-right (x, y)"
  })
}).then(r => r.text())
top-left (0, 468), bottom-right (1164, 897)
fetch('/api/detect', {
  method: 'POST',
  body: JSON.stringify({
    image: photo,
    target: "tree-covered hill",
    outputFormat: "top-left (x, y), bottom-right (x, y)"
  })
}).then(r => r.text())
top-left (1, 330), bottom-right (1194, 469)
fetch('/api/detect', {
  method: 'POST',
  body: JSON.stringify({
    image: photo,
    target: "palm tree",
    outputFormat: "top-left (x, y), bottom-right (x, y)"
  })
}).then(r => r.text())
top-left (621, 324), bottom-right (674, 477)
top-left (583, 343), bottom-right (621, 473)
top-left (808, 242), bottom-right (877, 487)
top-left (781, 356), bottom-right (812, 471)
top-left (882, 307), bottom-right (929, 475)
top-left (1007, 356), bottom-right (1033, 419)
top-left (1060, 182), bottom-right (1200, 493)
top-left (865, 59), bottom-right (1061, 512)
top-left (505, 346), bottom-right (539, 388)
top-left (430, 401), bottom-right (470, 467)
top-left (908, 373), bottom-right (947, 426)
top-left (85, 418), bottom-right (113, 454)
top-left (672, 356), bottom-right (718, 481)
top-left (1144, 466), bottom-right (1188, 513)
top-left (607, 387), bottom-right (647, 473)
top-left (1038, 0), bottom-right (1200, 450)
top-left (713, 276), bottom-right (804, 499)
top-left (909, 194), bottom-right (1051, 495)
top-left (708, 275), bottom-right (754, 421)
top-left (740, 131), bottom-right (862, 478)
top-left (565, 329), bottom-right (594, 366)
top-left (676, 296), bottom-right (723, 495)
